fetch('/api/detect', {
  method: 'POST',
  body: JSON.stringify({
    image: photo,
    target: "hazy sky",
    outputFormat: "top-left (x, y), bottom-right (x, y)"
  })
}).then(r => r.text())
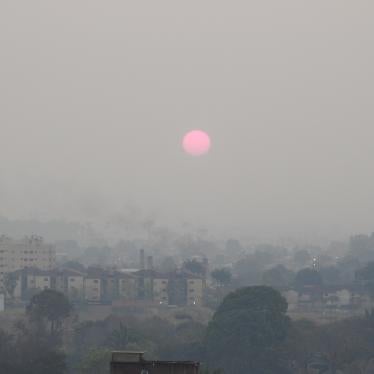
top-left (1, 1), bottom-right (374, 241)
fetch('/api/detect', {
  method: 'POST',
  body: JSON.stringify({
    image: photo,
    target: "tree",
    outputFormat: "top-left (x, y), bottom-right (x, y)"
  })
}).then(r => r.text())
top-left (356, 262), bottom-right (374, 299)
top-left (356, 261), bottom-right (374, 282)
top-left (183, 259), bottom-right (206, 276)
top-left (320, 266), bottom-right (343, 285)
top-left (293, 250), bottom-right (311, 267)
top-left (26, 289), bottom-right (72, 333)
top-left (106, 323), bottom-right (129, 350)
top-left (349, 234), bottom-right (374, 262)
top-left (206, 286), bottom-right (290, 374)
top-left (225, 239), bottom-right (243, 256)
top-left (211, 268), bottom-right (232, 287)
top-left (159, 256), bottom-right (177, 273)
top-left (262, 265), bottom-right (294, 290)
top-left (78, 348), bottom-right (111, 374)
top-left (3, 272), bottom-right (18, 299)
top-left (294, 268), bottom-right (322, 288)
top-left (0, 322), bottom-right (67, 374)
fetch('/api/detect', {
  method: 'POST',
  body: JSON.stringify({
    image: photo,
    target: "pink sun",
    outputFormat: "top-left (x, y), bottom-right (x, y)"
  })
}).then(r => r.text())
top-left (182, 130), bottom-right (211, 156)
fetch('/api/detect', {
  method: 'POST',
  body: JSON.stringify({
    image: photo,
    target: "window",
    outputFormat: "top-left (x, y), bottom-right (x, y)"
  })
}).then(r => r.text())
top-left (44, 278), bottom-right (49, 281)
top-left (93, 280), bottom-right (99, 284)
top-left (162, 281), bottom-right (167, 284)
top-left (189, 281), bottom-right (195, 284)
top-left (189, 289), bottom-right (195, 292)
top-left (70, 278), bottom-right (75, 282)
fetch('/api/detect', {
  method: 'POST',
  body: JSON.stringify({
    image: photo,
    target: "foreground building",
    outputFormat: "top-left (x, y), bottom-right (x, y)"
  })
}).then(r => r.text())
top-left (110, 351), bottom-right (199, 374)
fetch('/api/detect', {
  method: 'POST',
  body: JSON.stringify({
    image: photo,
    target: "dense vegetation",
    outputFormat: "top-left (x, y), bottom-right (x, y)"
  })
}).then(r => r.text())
top-left (3, 286), bottom-right (374, 373)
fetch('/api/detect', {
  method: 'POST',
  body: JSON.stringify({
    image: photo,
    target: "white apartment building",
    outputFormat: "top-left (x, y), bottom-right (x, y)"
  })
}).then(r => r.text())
top-left (0, 235), bottom-right (56, 290)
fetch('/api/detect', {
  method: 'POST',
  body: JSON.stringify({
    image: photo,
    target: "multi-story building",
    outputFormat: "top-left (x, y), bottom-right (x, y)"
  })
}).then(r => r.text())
top-left (0, 235), bottom-right (56, 290)
top-left (153, 277), bottom-right (169, 304)
top-left (65, 269), bottom-right (85, 301)
top-left (186, 276), bottom-right (205, 306)
top-left (5, 253), bottom-right (206, 307)
top-left (84, 268), bottom-right (103, 303)
top-left (118, 273), bottom-right (137, 301)
top-left (11, 267), bottom-right (52, 299)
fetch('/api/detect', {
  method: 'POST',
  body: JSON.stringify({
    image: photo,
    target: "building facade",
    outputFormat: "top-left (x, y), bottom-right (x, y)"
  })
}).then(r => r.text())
top-left (110, 351), bottom-right (199, 374)
top-left (0, 236), bottom-right (56, 291)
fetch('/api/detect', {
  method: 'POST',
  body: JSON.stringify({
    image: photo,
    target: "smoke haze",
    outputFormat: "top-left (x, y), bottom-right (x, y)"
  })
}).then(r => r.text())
top-left (1, 1), bottom-right (374, 240)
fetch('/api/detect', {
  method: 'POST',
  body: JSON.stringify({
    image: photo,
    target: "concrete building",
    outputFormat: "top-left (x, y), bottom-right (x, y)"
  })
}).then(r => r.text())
top-left (186, 276), bottom-right (204, 306)
top-left (153, 277), bottom-right (169, 304)
top-left (0, 236), bottom-right (56, 290)
top-left (65, 270), bottom-right (85, 301)
top-left (118, 273), bottom-right (137, 301)
top-left (110, 351), bottom-right (199, 374)
top-left (26, 270), bottom-right (51, 291)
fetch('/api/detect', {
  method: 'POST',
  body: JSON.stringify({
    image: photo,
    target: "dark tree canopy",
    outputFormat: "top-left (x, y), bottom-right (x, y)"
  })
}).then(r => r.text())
top-left (27, 289), bottom-right (72, 333)
top-left (183, 259), bottom-right (206, 276)
top-left (206, 286), bottom-right (290, 374)
top-left (293, 249), bottom-right (311, 267)
top-left (356, 261), bottom-right (374, 281)
top-left (294, 268), bottom-right (322, 288)
top-left (0, 322), bottom-right (66, 374)
top-left (3, 272), bottom-right (18, 298)
top-left (262, 265), bottom-right (295, 289)
top-left (211, 268), bottom-right (232, 287)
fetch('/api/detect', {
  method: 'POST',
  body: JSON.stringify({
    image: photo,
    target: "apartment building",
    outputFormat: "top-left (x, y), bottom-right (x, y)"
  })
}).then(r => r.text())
top-left (153, 277), bottom-right (169, 304)
top-left (118, 273), bottom-right (137, 301)
top-left (65, 270), bottom-right (85, 301)
top-left (84, 268), bottom-right (103, 303)
top-left (186, 276), bottom-right (205, 306)
top-left (0, 235), bottom-right (56, 290)
top-left (7, 262), bottom-right (206, 307)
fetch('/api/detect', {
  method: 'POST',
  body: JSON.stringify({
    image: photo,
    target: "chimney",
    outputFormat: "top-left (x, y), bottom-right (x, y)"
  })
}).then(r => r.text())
top-left (140, 249), bottom-right (145, 270)
top-left (147, 256), bottom-right (154, 270)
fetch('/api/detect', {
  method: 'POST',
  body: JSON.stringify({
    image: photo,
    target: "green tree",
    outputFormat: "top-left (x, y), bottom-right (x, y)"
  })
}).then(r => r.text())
top-left (183, 259), bottom-right (206, 276)
top-left (0, 321), bottom-right (67, 374)
top-left (26, 289), bottom-right (72, 333)
top-left (3, 272), bottom-right (18, 299)
top-left (106, 323), bottom-right (129, 350)
top-left (211, 268), bottom-right (232, 287)
top-left (206, 286), bottom-right (290, 374)
top-left (294, 268), bottom-right (322, 288)
top-left (78, 348), bottom-right (111, 374)
top-left (293, 250), bottom-right (311, 267)
top-left (262, 265), bottom-right (294, 290)
top-left (356, 262), bottom-right (374, 298)
top-left (320, 266), bottom-right (343, 285)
